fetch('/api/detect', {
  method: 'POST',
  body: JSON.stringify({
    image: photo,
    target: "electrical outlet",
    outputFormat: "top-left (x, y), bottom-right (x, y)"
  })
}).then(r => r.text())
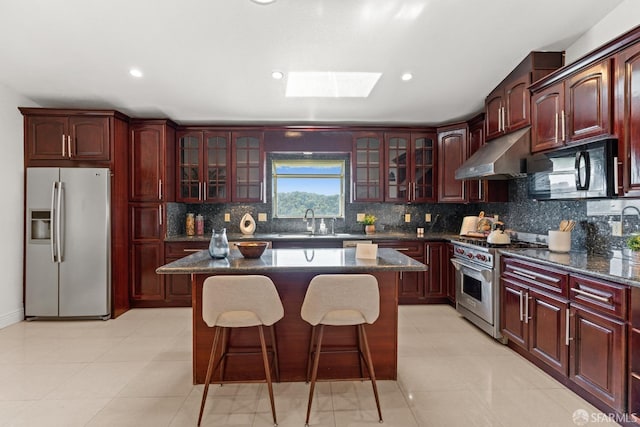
top-left (357, 213), bottom-right (365, 222)
top-left (493, 214), bottom-right (499, 221)
top-left (258, 213), bottom-right (267, 222)
top-left (224, 213), bottom-right (230, 222)
top-left (611, 221), bottom-right (622, 236)
top-left (404, 213), bottom-right (411, 222)
top-left (425, 213), bottom-right (431, 222)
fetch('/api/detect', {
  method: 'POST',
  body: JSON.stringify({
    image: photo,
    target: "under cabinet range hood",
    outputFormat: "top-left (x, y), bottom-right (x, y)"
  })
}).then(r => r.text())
top-left (455, 127), bottom-right (531, 180)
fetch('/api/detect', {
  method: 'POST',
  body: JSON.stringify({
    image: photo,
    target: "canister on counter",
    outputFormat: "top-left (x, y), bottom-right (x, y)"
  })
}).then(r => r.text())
top-left (186, 213), bottom-right (195, 236)
top-left (196, 214), bottom-right (204, 235)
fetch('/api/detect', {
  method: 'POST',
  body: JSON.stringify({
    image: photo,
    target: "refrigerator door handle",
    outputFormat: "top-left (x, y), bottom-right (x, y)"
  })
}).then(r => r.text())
top-left (51, 181), bottom-right (58, 262)
top-left (56, 181), bottom-right (64, 263)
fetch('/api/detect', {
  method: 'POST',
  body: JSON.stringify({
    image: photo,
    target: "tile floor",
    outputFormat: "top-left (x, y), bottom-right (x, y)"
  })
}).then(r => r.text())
top-left (0, 305), bottom-right (620, 426)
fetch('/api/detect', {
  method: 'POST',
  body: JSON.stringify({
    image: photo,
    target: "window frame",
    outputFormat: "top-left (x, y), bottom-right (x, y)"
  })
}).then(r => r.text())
top-left (271, 158), bottom-right (346, 219)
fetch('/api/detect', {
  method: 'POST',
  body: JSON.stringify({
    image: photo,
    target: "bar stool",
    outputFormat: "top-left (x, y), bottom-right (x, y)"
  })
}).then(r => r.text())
top-left (198, 275), bottom-right (284, 427)
top-left (300, 274), bottom-right (382, 426)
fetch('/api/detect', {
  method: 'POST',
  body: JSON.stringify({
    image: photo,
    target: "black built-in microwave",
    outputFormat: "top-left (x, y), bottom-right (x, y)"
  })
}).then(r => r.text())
top-left (528, 140), bottom-right (617, 200)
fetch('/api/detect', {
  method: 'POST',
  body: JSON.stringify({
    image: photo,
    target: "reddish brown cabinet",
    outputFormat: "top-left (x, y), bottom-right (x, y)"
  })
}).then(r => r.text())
top-left (130, 120), bottom-right (175, 202)
top-left (20, 109), bottom-right (125, 166)
top-left (129, 204), bottom-right (165, 301)
top-left (129, 120), bottom-right (177, 306)
top-left (437, 124), bottom-right (468, 203)
top-left (231, 131), bottom-right (264, 202)
top-left (485, 51), bottom-right (563, 142)
top-left (531, 60), bottom-right (613, 153)
top-left (425, 242), bottom-right (446, 300)
top-left (446, 243), bottom-right (456, 304)
top-left (352, 132), bottom-right (383, 202)
top-left (384, 132), bottom-right (436, 203)
top-left (616, 41), bottom-right (640, 197)
top-left (501, 257), bottom-right (630, 414)
top-left (501, 258), bottom-right (570, 375)
top-left (569, 274), bottom-right (627, 412)
top-left (163, 242), bottom-right (208, 305)
top-left (176, 130), bottom-right (231, 203)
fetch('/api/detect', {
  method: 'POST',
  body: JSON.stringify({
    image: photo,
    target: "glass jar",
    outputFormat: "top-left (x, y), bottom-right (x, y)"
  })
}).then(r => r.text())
top-left (186, 213), bottom-right (195, 236)
top-left (209, 228), bottom-right (229, 258)
top-left (196, 214), bottom-right (204, 235)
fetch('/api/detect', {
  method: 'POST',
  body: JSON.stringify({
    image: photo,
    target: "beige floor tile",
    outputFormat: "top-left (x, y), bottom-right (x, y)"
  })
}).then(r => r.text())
top-left (85, 396), bottom-right (186, 427)
top-left (95, 336), bottom-right (174, 362)
top-left (4, 398), bottom-right (109, 427)
top-left (117, 360), bottom-right (193, 397)
top-left (0, 400), bottom-right (35, 426)
top-left (333, 407), bottom-right (417, 427)
top-left (407, 389), bottom-right (501, 427)
top-left (0, 362), bottom-right (85, 400)
top-left (330, 380), bottom-right (408, 411)
top-left (46, 361), bottom-right (147, 399)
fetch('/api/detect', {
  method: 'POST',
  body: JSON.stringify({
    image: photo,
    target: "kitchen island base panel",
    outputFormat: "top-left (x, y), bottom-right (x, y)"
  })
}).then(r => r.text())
top-left (192, 271), bottom-right (398, 384)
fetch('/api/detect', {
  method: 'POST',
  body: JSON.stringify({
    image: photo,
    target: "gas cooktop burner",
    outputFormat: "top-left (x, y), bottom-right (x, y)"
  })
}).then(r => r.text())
top-left (455, 236), bottom-right (547, 249)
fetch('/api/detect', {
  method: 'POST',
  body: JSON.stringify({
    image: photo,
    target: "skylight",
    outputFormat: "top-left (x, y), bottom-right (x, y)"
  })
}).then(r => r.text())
top-left (285, 72), bottom-right (382, 98)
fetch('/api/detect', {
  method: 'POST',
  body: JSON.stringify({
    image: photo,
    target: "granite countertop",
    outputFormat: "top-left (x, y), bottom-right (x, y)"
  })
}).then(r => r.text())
top-left (500, 248), bottom-right (640, 287)
top-left (164, 231), bottom-right (455, 243)
top-left (156, 247), bottom-right (427, 274)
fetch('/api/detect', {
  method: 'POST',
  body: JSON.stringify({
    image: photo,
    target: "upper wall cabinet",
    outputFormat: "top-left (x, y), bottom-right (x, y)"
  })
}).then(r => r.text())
top-left (352, 131), bottom-right (383, 202)
top-left (531, 60), bottom-right (613, 153)
top-left (616, 41), bottom-right (640, 197)
top-left (384, 132), bottom-right (436, 203)
top-left (130, 120), bottom-right (176, 202)
top-left (467, 116), bottom-right (508, 203)
top-left (485, 52), bottom-right (564, 142)
top-left (20, 108), bottom-right (127, 166)
top-left (231, 131), bottom-right (264, 203)
top-left (176, 130), bottom-right (232, 203)
top-left (437, 124), bottom-right (468, 203)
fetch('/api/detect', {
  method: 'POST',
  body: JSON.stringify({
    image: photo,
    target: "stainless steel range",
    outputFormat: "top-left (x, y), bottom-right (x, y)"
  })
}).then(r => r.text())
top-left (450, 233), bottom-right (546, 342)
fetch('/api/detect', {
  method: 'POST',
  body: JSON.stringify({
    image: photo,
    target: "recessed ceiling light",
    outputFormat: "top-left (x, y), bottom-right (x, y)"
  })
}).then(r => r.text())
top-left (129, 68), bottom-right (143, 78)
top-left (251, 0), bottom-right (276, 4)
top-left (271, 70), bottom-right (284, 80)
top-left (285, 71), bottom-right (382, 98)
top-left (401, 73), bottom-right (413, 81)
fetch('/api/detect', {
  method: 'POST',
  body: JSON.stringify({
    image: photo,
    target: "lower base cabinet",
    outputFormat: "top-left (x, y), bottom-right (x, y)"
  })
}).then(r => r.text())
top-left (375, 240), bottom-right (447, 304)
top-left (501, 257), bottom-right (629, 415)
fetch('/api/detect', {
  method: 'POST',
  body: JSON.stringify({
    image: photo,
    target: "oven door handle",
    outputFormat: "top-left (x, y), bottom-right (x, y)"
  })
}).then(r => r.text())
top-left (450, 259), bottom-right (492, 282)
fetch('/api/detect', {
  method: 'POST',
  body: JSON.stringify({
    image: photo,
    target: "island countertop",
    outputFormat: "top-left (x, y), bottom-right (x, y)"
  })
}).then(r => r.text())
top-left (156, 247), bottom-right (427, 274)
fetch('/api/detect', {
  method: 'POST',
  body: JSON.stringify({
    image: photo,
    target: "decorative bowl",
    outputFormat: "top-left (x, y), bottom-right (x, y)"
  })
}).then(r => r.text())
top-left (235, 241), bottom-right (269, 258)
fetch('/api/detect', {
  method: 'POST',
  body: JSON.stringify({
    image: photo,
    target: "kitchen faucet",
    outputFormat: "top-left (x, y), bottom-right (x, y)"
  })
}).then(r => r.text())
top-left (621, 205), bottom-right (640, 235)
top-left (304, 208), bottom-right (315, 234)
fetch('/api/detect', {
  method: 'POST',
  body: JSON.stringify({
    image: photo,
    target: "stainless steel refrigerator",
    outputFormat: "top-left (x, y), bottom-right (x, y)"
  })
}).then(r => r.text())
top-left (25, 168), bottom-right (111, 319)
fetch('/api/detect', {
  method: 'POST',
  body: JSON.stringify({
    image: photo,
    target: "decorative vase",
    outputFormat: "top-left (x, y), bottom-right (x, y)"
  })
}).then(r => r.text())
top-left (365, 224), bottom-right (375, 235)
top-left (208, 228), bottom-right (229, 259)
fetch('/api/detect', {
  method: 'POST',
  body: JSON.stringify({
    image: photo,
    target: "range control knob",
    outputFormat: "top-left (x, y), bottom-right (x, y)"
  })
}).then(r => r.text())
top-left (467, 253), bottom-right (474, 259)
top-left (475, 254), bottom-right (486, 261)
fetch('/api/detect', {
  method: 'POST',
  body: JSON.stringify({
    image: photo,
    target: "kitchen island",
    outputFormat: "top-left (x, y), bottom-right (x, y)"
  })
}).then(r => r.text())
top-left (157, 247), bottom-right (426, 384)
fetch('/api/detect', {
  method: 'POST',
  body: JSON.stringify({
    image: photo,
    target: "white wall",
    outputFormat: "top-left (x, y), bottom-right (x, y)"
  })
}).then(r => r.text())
top-left (0, 84), bottom-right (37, 328)
top-left (565, 0), bottom-right (640, 63)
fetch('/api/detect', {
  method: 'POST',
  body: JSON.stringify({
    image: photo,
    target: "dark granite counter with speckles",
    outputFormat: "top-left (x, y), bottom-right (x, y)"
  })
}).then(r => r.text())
top-left (157, 247), bottom-right (427, 274)
top-left (164, 231), bottom-right (455, 243)
top-left (500, 249), bottom-right (640, 287)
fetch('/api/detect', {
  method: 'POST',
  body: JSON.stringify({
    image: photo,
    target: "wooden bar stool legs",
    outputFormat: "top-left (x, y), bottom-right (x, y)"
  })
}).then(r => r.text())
top-left (301, 273), bottom-right (383, 426)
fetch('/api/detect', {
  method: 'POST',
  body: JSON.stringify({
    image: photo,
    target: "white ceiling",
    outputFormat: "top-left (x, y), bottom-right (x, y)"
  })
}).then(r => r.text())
top-left (0, 0), bottom-right (624, 126)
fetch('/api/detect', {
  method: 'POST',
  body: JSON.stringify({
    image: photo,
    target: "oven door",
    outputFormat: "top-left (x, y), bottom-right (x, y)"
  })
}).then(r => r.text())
top-left (451, 258), bottom-right (493, 324)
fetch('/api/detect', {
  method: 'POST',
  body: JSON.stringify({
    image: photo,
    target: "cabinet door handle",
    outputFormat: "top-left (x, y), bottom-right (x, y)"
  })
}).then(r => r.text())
top-left (565, 308), bottom-right (571, 346)
top-left (260, 181), bottom-right (265, 203)
top-left (524, 291), bottom-right (530, 323)
top-left (511, 269), bottom-right (537, 281)
top-left (519, 290), bottom-right (524, 322)
top-left (203, 182), bottom-right (207, 201)
top-left (198, 182), bottom-right (202, 201)
top-left (61, 135), bottom-right (66, 157)
top-left (67, 135), bottom-right (72, 158)
top-left (159, 205), bottom-right (163, 226)
top-left (497, 106), bottom-right (502, 132)
top-left (501, 106), bottom-right (506, 132)
top-left (395, 248), bottom-right (411, 251)
top-left (158, 180), bottom-right (163, 200)
top-left (183, 249), bottom-right (201, 253)
top-left (352, 182), bottom-right (356, 202)
top-left (554, 113), bottom-right (559, 143)
top-left (561, 110), bottom-right (566, 142)
top-left (478, 180), bottom-right (483, 200)
top-left (571, 287), bottom-right (611, 303)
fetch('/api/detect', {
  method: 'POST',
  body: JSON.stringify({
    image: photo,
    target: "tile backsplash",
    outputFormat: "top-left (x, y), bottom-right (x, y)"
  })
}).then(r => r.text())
top-left (167, 177), bottom-right (640, 255)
